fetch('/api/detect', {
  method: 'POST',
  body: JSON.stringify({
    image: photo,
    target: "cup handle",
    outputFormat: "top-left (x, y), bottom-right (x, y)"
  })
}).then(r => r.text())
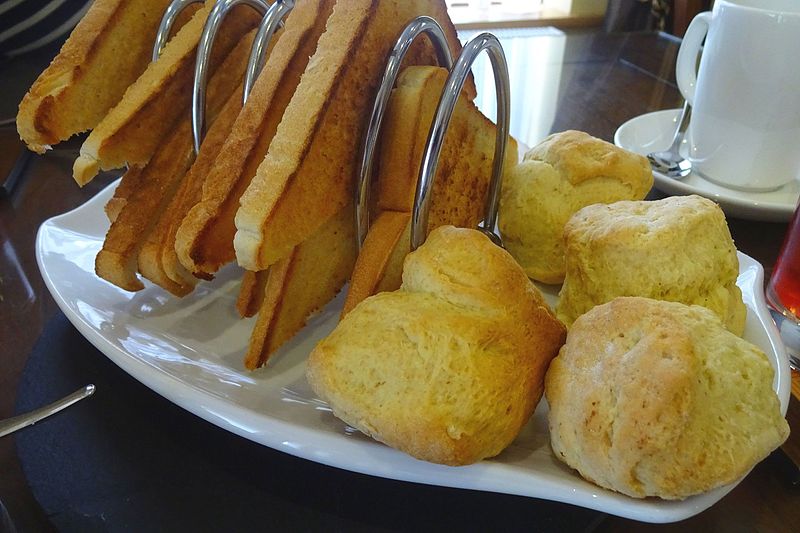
top-left (675, 11), bottom-right (712, 104)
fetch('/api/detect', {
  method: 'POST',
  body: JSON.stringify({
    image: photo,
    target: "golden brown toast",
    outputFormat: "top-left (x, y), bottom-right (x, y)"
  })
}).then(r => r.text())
top-left (137, 78), bottom-right (248, 295)
top-left (105, 164), bottom-right (145, 223)
top-left (376, 66), bottom-right (518, 227)
top-left (176, 0), bottom-right (335, 277)
top-left (237, 270), bottom-right (268, 318)
top-left (95, 122), bottom-right (195, 292)
top-left (95, 31), bottom-right (256, 292)
top-left (234, 0), bottom-right (467, 271)
top-left (341, 210), bottom-right (409, 316)
top-left (16, 0), bottom-right (193, 153)
top-left (244, 203), bottom-right (356, 370)
top-left (73, 2), bottom-right (262, 186)
top-left (341, 66), bottom-right (519, 315)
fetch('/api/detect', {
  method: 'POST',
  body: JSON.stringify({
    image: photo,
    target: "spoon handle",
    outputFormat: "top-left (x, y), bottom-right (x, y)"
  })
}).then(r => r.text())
top-left (0, 384), bottom-right (95, 438)
top-left (667, 100), bottom-right (692, 154)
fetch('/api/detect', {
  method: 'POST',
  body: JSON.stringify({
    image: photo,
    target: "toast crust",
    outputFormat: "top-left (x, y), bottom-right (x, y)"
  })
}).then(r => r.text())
top-left (105, 164), bottom-right (145, 222)
top-left (237, 270), bottom-right (268, 318)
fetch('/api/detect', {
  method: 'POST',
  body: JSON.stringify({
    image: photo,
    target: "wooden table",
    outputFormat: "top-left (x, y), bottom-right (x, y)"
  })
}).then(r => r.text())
top-left (1, 28), bottom-right (798, 532)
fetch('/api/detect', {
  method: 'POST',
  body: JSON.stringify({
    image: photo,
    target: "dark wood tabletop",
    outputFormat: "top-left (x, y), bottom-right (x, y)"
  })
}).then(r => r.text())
top-left (1, 28), bottom-right (798, 532)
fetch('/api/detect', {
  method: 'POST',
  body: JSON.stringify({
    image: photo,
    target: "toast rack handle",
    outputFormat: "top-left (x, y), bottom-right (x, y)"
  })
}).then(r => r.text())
top-left (243, 0), bottom-right (294, 104)
top-left (152, 0), bottom-right (203, 62)
top-left (411, 33), bottom-right (510, 250)
top-left (193, 0), bottom-right (271, 155)
top-left (355, 16), bottom-right (454, 252)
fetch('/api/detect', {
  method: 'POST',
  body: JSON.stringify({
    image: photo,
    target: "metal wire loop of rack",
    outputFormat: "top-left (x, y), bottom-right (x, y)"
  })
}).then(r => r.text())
top-left (244, 1), bottom-right (294, 105)
top-left (192, 0), bottom-right (293, 155)
top-left (355, 16), bottom-right (454, 252)
top-left (152, 0), bottom-right (204, 61)
top-left (193, 0), bottom-right (269, 154)
top-left (410, 32), bottom-right (510, 251)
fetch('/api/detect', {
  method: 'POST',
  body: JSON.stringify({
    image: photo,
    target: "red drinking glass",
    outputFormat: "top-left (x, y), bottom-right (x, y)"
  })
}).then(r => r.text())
top-left (767, 200), bottom-right (800, 369)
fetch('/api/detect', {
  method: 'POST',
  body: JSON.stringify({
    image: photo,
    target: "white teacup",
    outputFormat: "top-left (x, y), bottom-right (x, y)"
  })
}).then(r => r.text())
top-left (676, 0), bottom-right (800, 191)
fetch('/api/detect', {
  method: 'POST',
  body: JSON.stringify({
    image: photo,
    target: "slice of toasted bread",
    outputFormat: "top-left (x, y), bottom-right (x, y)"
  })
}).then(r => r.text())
top-left (237, 270), bottom-right (268, 318)
top-left (376, 66), bottom-right (519, 228)
top-left (244, 203), bottom-right (356, 370)
top-left (95, 31), bottom-right (256, 292)
top-left (73, 2), bottom-right (262, 186)
top-left (105, 164), bottom-right (145, 222)
top-left (341, 210), bottom-right (410, 317)
top-left (95, 121), bottom-right (195, 291)
top-left (234, 0), bottom-right (467, 271)
top-left (16, 0), bottom-right (195, 153)
top-left (138, 77), bottom-right (247, 295)
top-left (176, 0), bottom-right (335, 277)
top-left (340, 66), bottom-right (520, 314)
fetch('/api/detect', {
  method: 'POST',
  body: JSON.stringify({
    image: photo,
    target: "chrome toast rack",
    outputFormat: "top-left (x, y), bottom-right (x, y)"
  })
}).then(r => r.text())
top-left (355, 16), bottom-right (511, 252)
top-left (154, 4), bottom-right (511, 247)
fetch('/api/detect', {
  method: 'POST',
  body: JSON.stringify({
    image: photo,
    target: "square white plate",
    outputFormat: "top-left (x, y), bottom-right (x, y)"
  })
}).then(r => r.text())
top-left (36, 181), bottom-right (791, 523)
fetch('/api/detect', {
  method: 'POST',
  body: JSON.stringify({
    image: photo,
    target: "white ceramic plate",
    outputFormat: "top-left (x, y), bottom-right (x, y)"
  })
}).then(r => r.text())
top-left (614, 108), bottom-right (799, 222)
top-left (36, 182), bottom-right (791, 524)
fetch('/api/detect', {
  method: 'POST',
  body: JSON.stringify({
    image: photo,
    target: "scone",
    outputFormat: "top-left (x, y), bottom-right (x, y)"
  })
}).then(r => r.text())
top-left (307, 226), bottom-right (566, 466)
top-left (498, 130), bottom-right (652, 284)
top-left (546, 297), bottom-right (789, 500)
top-left (556, 195), bottom-right (746, 335)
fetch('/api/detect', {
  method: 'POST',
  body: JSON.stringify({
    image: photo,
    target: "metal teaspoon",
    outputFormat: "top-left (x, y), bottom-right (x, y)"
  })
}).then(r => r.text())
top-left (0, 384), bottom-right (95, 438)
top-left (647, 100), bottom-right (692, 179)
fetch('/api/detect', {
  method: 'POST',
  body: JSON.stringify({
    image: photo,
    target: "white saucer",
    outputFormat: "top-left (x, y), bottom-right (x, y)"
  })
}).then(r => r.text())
top-left (614, 108), bottom-right (799, 222)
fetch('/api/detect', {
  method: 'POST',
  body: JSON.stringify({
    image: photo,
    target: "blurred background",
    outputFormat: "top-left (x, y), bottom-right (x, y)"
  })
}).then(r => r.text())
top-left (445, 0), bottom-right (713, 35)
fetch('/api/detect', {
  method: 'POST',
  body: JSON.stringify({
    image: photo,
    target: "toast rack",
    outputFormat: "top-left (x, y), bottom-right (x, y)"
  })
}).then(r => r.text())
top-left (154, 0), bottom-right (294, 154)
top-left (356, 17), bottom-right (511, 251)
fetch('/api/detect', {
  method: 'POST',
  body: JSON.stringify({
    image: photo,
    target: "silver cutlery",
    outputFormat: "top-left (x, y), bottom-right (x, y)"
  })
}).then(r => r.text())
top-left (647, 100), bottom-right (692, 179)
top-left (0, 384), bottom-right (95, 438)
